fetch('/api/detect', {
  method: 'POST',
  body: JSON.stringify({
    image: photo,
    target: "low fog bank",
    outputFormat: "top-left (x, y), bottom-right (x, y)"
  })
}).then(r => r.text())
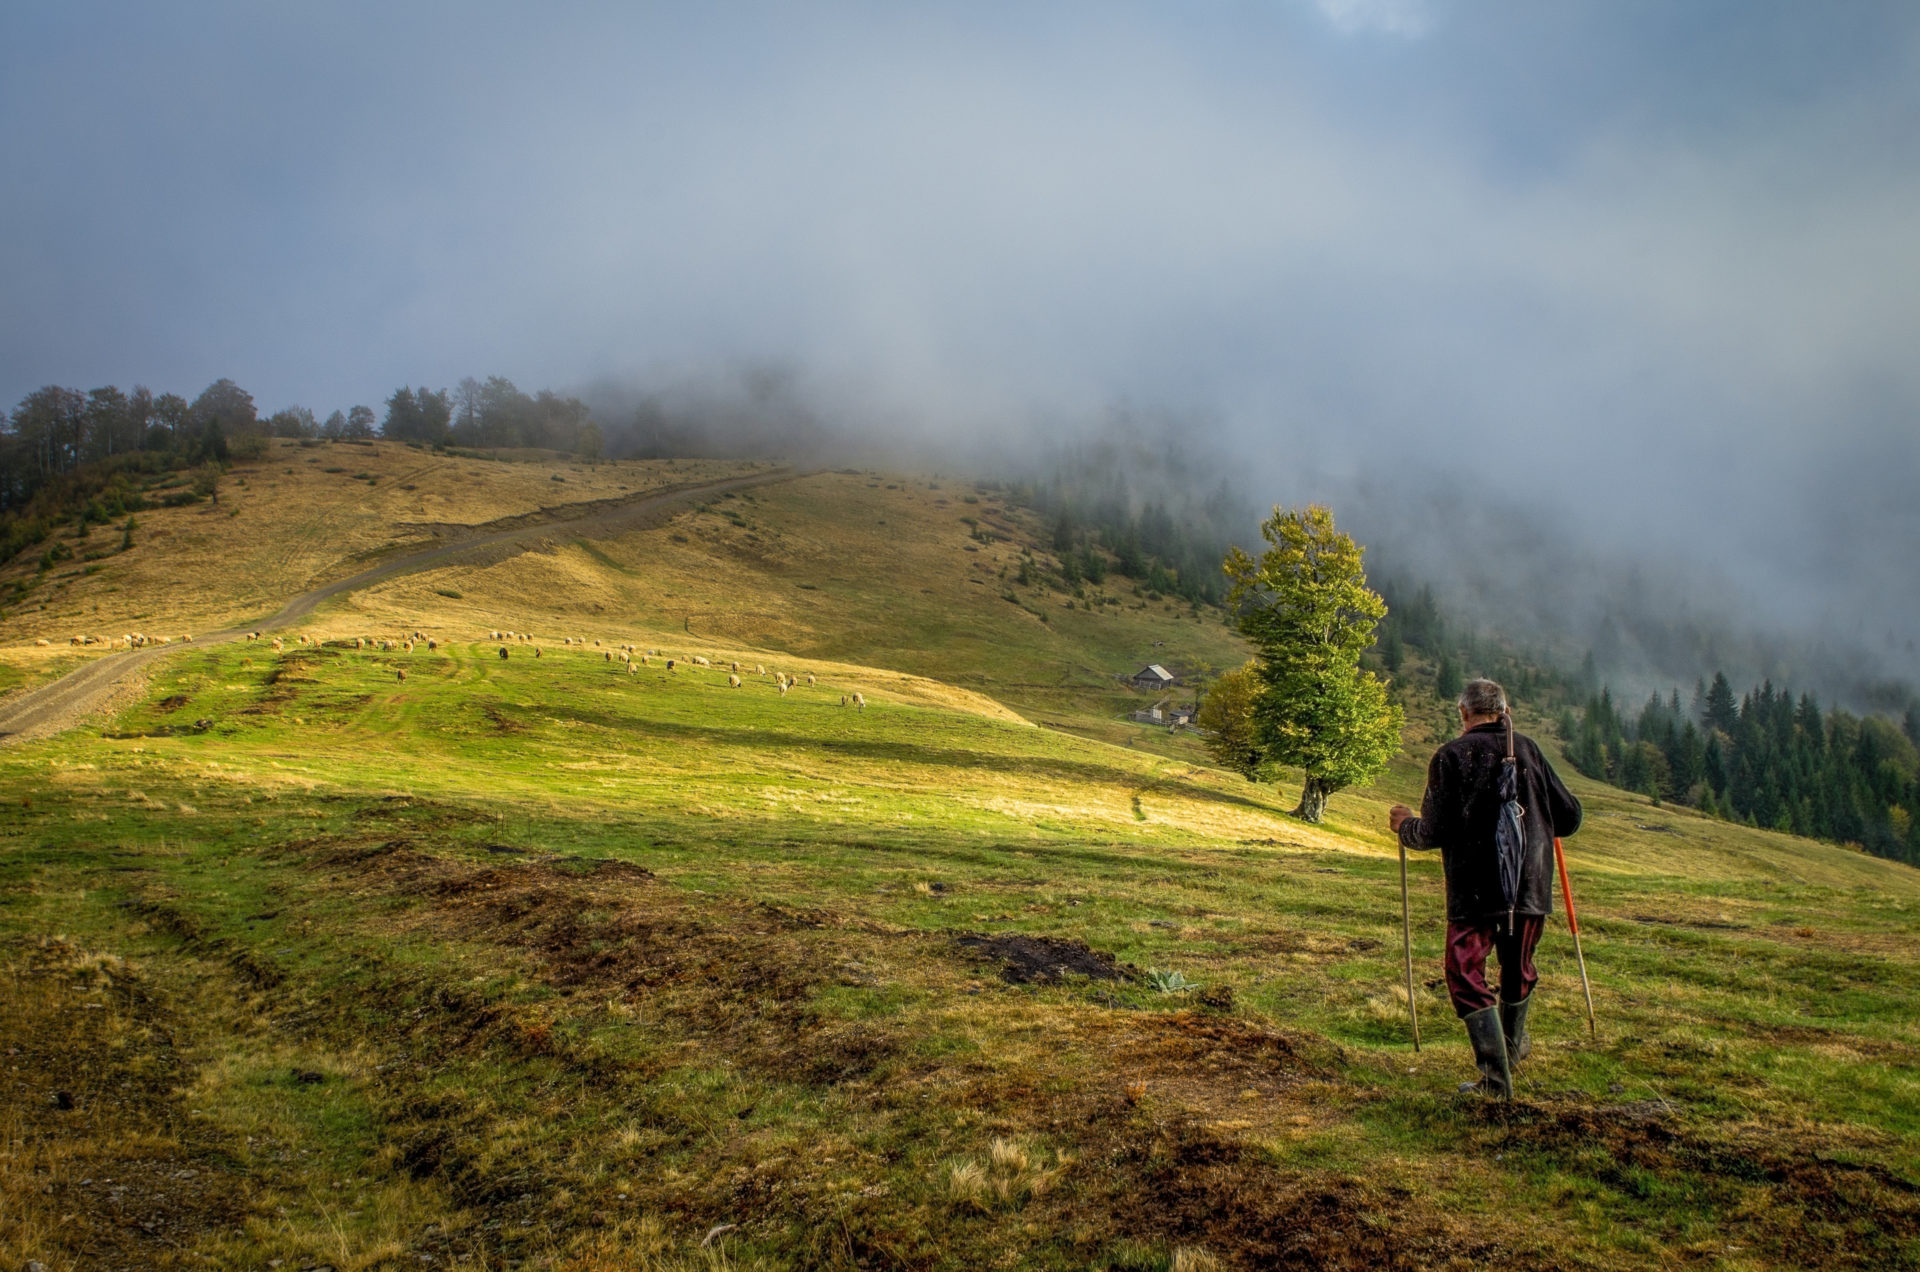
top-left (580, 367), bottom-right (1916, 716)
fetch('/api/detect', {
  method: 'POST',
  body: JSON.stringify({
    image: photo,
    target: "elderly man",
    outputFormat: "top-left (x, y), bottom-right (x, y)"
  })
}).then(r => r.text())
top-left (1390, 678), bottom-right (1582, 1097)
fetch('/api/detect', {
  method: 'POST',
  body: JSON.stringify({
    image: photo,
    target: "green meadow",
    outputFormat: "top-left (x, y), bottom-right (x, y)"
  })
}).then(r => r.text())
top-left (4, 625), bottom-right (1918, 1271)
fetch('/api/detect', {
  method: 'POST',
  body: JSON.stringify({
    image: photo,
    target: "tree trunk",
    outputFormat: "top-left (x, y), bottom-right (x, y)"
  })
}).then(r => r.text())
top-left (1294, 775), bottom-right (1332, 823)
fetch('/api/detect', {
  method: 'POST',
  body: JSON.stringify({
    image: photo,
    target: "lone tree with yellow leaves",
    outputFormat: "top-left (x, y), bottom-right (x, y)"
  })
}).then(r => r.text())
top-left (1220, 505), bottom-right (1403, 823)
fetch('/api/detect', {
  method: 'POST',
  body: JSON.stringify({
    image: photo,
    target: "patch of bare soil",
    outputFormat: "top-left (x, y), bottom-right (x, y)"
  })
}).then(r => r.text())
top-left (1032, 1108), bottom-right (1546, 1272)
top-left (954, 932), bottom-right (1134, 984)
top-left (0, 940), bottom-right (253, 1271)
top-left (299, 838), bottom-right (895, 1088)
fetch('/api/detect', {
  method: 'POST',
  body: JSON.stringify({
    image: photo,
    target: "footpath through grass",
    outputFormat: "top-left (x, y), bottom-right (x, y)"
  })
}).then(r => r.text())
top-left (3, 638), bottom-right (1919, 1270)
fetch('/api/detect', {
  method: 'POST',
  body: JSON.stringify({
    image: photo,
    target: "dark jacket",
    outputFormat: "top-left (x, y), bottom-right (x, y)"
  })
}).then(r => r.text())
top-left (1398, 721), bottom-right (1582, 922)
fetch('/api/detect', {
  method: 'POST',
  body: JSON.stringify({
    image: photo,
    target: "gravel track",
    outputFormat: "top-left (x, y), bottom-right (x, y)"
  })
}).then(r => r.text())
top-left (0, 467), bottom-right (801, 745)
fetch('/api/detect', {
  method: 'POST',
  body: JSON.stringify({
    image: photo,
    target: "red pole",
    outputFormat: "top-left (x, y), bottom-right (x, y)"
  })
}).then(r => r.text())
top-left (1554, 836), bottom-right (1597, 1039)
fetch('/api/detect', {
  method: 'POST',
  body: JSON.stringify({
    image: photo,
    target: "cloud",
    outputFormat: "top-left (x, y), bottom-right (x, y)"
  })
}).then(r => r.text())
top-left (1, 2), bottom-right (1916, 695)
top-left (1310, 0), bottom-right (1435, 38)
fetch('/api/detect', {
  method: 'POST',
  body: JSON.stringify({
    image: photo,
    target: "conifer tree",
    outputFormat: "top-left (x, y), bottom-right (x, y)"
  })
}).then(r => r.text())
top-left (1703, 672), bottom-right (1738, 735)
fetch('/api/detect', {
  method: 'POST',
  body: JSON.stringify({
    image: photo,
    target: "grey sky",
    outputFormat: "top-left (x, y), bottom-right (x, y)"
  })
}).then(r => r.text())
top-left (4, 2), bottom-right (1917, 684)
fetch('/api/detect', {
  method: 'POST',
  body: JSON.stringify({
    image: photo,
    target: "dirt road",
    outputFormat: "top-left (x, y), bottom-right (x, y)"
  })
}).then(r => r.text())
top-left (0, 467), bottom-right (803, 744)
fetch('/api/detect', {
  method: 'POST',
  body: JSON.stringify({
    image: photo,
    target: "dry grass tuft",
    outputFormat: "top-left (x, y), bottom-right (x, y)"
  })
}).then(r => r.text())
top-left (947, 1137), bottom-right (1071, 1214)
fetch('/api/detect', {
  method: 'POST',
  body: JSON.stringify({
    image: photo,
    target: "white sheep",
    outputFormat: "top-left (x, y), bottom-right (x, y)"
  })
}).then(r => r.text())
top-left (427, 639), bottom-right (438, 651)
top-left (778, 681), bottom-right (788, 696)
top-left (628, 663), bottom-right (639, 676)
top-left (853, 693), bottom-right (866, 709)
top-left (271, 638), bottom-right (284, 651)
top-left (34, 638), bottom-right (49, 647)
top-left (728, 674), bottom-right (741, 687)
top-left (806, 673), bottom-right (815, 686)
top-left (604, 651), bottom-right (612, 662)
top-left (396, 668), bottom-right (407, 682)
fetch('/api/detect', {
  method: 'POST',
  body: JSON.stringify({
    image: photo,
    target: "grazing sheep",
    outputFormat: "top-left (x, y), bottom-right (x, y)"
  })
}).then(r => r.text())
top-left (730, 661), bottom-right (739, 673)
top-left (755, 664), bottom-right (765, 676)
top-left (271, 638), bottom-right (284, 651)
top-left (506, 631), bottom-right (515, 639)
top-left (70, 636), bottom-right (81, 646)
top-left (853, 693), bottom-right (866, 709)
top-left (490, 630), bottom-right (501, 640)
top-left (778, 681), bottom-right (788, 696)
top-left (396, 669), bottom-right (407, 682)
top-left (805, 673), bottom-right (815, 686)
top-left (728, 674), bottom-right (741, 687)
top-left (404, 640), bottom-right (415, 653)
top-left (619, 651), bottom-right (630, 662)
top-left (627, 663), bottom-right (639, 676)
top-left (840, 694), bottom-right (847, 706)
top-left (183, 634), bottom-right (193, 644)
top-left (427, 639), bottom-right (438, 651)
top-left (640, 654), bottom-right (650, 665)
top-left (355, 638), bottom-right (364, 649)
top-left (34, 638), bottom-right (49, 647)
top-left (693, 656), bottom-right (711, 666)
top-left (666, 659), bottom-right (676, 671)
top-left (594, 639), bottom-right (602, 647)
top-left (534, 647), bottom-right (542, 658)
top-left (499, 646), bottom-right (509, 659)
top-left (604, 651), bottom-right (612, 662)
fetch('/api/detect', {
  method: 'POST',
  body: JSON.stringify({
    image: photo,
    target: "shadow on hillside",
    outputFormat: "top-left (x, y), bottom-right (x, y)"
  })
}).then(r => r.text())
top-left (538, 703), bottom-right (1290, 821)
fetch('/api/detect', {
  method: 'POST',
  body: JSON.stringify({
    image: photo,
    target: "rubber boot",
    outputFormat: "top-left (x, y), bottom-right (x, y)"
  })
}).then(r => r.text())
top-left (1500, 995), bottom-right (1532, 1067)
top-left (1457, 1005), bottom-right (1511, 1098)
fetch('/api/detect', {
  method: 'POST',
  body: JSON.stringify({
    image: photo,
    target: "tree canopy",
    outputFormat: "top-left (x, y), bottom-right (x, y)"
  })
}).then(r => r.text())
top-left (1222, 504), bottom-right (1403, 822)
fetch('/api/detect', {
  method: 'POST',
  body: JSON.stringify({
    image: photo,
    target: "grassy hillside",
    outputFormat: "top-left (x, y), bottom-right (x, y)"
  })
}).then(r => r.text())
top-left (2, 449), bottom-right (1917, 1271)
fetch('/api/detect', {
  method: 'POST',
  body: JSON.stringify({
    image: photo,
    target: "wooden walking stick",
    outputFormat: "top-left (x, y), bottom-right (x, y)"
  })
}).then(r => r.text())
top-left (1398, 839), bottom-right (1420, 1051)
top-left (1554, 837), bottom-right (1596, 1038)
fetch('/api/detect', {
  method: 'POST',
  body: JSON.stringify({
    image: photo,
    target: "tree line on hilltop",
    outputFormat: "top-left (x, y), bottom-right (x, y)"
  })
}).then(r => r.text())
top-left (0, 375), bottom-right (599, 570)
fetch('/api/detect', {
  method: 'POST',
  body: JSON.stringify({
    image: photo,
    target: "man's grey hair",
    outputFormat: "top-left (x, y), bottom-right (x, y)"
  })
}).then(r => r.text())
top-left (1458, 678), bottom-right (1508, 717)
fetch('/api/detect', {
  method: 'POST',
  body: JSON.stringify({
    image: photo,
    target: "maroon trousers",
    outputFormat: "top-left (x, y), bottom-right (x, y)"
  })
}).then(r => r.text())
top-left (1445, 915), bottom-right (1545, 1017)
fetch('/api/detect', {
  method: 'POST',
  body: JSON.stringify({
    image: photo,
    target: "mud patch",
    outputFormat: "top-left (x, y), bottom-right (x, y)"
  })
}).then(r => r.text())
top-left (1471, 1097), bottom-right (1920, 1270)
top-left (954, 933), bottom-right (1133, 984)
top-left (1087, 1116), bottom-right (1537, 1271)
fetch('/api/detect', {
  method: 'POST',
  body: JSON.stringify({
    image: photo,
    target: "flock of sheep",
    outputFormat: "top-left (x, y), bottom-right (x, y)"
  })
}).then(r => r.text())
top-left (36, 621), bottom-right (872, 707)
top-left (43, 632), bottom-right (192, 648)
top-left (213, 625), bottom-right (869, 705)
